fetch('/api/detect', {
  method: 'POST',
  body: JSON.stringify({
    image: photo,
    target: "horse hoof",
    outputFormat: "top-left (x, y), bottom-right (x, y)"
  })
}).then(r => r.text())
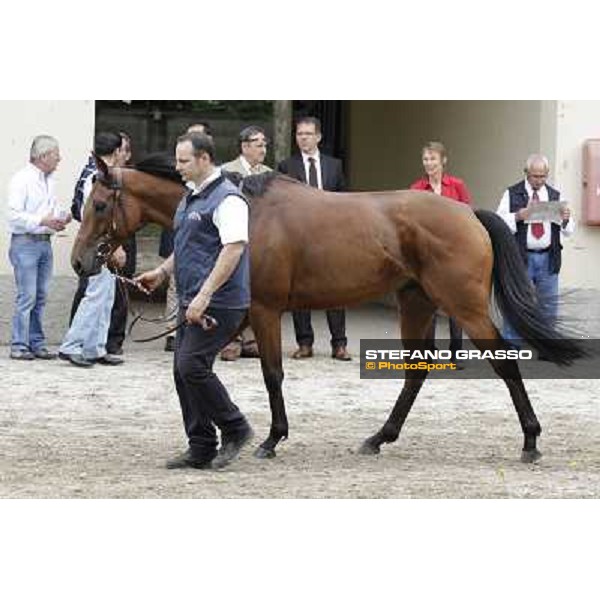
top-left (358, 441), bottom-right (380, 456)
top-left (254, 446), bottom-right (276, 459)
top-left (521, 449), bottom-right (542, 463)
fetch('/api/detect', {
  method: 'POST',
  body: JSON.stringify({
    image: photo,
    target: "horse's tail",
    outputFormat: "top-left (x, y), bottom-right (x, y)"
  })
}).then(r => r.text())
top-left (474, 209), bottom-right (585, 366)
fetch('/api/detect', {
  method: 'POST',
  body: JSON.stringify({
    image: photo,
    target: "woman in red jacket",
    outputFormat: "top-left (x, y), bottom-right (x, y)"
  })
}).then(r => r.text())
top-left (410, 141), bottom-right (472, 368)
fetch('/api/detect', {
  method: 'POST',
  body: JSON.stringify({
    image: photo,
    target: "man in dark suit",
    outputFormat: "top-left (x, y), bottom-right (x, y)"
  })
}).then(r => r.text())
top-left (277, 116), bottom-right (351, 361)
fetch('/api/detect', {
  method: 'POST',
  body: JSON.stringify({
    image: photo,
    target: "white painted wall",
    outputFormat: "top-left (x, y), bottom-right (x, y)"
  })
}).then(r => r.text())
top-left (0, 101), bottom-right (95, 276)
top-left (552, 100), bottom-right (600, 290)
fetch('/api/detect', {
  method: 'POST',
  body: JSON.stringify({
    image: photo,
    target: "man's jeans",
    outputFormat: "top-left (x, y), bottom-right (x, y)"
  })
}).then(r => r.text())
top-left (60, 267), bottom-right (115, 360)
top-left (502, 251), bottom-right (558, 347)
top-left (9, 236), bottom-right (53, 352)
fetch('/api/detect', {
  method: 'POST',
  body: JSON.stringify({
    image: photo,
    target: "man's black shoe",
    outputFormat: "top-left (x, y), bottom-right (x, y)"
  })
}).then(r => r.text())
top-left (33, 348), bottom-right (57, 360)
top-left (165, 450), bottom-right (214, 470)
top-left (106, 347), bottom-right (123, 356)
top-left (58, 352), bottom-right (94, 368)
top-left (212, 426), bottom-right (254, 469)
top-left (95, 354), bottom-right (124, 366)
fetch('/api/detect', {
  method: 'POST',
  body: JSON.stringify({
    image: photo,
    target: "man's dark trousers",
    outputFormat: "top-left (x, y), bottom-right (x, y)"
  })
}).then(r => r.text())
top-left (293, 308), bottom-right (347, 350)
top-left (173, 306), bottom-right (248, 461)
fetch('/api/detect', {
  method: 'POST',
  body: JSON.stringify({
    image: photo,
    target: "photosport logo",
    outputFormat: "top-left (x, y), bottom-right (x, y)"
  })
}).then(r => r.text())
top-left (360, 339), bottom-right (600, 379)
top-left (364, 348), bottom-right (531, 372)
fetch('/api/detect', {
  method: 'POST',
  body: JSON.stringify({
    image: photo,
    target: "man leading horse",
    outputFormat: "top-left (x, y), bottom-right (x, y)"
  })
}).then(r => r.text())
top-left (135, 133), bottom-right (254, 470)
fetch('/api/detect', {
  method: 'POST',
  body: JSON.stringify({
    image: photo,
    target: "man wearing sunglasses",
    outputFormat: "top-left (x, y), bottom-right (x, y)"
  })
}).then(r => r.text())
top-left (219, 125), bottom-right (272, 361)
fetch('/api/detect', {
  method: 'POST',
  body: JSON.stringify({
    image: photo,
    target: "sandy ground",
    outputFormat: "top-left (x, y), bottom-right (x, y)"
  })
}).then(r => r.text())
top-left (1, 304), bottom-right (599, 499)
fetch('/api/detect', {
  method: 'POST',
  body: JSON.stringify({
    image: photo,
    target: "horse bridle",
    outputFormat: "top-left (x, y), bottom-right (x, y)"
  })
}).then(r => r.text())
top-left (92, 167), bottom-right (219, 341)
top-left (95, 167), bottom-right (131, 265)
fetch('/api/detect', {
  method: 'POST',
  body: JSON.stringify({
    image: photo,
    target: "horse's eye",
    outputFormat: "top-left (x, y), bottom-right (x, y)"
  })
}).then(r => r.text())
top-left (98, 242), bottom-right (111, 255)
top-left (94, 201), bottom-right (108, 215)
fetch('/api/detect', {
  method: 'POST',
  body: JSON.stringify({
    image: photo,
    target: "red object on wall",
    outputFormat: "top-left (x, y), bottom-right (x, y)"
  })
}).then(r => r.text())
top-left (582, 139), bottom-right (600, 225)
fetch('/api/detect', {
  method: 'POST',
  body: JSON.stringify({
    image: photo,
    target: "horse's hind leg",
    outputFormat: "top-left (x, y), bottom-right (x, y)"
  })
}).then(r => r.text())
top-left (249, 302), bottom-right (288, 459)
top-left (359, 285), bottom-right (436, 455)
top-left (461, 314), bottom-right (542, 463)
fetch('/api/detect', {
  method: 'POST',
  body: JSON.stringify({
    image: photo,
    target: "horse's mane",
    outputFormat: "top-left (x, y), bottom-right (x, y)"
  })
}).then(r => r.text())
top-left (134, 152), bottom-right (183, 184)
top-left (240, 171), bottom-right (300, 198)
top-left (131, 156), bottom-right (293, 195)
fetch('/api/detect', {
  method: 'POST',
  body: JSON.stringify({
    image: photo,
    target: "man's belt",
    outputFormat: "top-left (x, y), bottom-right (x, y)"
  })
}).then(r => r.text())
top-left (13, 233), bottom-right (52, 242)
top-left (527, 247), bottom-right (550, 253)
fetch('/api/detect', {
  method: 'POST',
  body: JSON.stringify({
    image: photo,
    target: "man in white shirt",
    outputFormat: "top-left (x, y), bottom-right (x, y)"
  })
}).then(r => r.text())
top-left (496, 154), bottom-right (574, 349)
top-left (160, 121), bottom-right (214, 353)
top-left (135, 133), bottom-right (253, 470)
top-left (7, 135), bottom-right (71, 360)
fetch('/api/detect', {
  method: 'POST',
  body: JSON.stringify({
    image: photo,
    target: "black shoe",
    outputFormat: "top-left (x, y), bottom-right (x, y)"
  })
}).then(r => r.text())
top-left (95, 354), bottom-right (124, 366)
top-left (33, 348), bottom-right (57, 360)
top-left (10, 349), bottom-right (35, 361)
top-left (164, 336), bottom-right (175, 352)
top-left (106, 347), bottom-right (123, 356)
top-left (58, 352), bottom-right (95, 367)
top-left (212, 425), bottom-right (254, 469)
top-left (165, 450), bottom-right (214, 470)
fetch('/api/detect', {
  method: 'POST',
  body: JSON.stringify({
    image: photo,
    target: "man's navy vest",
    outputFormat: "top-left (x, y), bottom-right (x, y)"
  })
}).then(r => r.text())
top-left (71, 155), bottom-right (96, 222)
top-left (508, 180), bottom-right (562, 275)
top-left (173, 175), bottom-right (250, 309)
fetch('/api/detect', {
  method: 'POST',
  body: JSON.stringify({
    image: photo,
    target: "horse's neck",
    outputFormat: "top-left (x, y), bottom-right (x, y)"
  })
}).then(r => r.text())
top-left (127, 171), bottom-right (184, 225)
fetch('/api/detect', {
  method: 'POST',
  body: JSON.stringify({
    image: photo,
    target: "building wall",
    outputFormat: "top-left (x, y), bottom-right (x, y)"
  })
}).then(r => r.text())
top-left (0, 101), bottom-right (95, 276)
top-left (346, 100), bottom-right (545, 207)
top-left (553, 100), bottom-right (600, 289)
top-left (1, 100), bottom-right (599, 290)
top-left (347, 100), bottom-right (600, 290)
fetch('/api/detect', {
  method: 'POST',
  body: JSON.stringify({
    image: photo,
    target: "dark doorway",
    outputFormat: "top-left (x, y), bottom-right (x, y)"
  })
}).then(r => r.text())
top-left (95, 101), bottom-right (274, 164)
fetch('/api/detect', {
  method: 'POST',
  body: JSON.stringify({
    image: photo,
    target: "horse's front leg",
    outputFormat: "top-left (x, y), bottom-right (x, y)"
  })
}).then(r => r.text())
top-left (360, 285), bottom-right (435, 456)
top-left (250, 303), bottom-right (287, 459)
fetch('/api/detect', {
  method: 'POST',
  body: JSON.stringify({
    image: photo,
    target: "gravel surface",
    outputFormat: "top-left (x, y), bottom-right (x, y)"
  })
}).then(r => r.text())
top-left (2, 304), bottom-right (599, 499)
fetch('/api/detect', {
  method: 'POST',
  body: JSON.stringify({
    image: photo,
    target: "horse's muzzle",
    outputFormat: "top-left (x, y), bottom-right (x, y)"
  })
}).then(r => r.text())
top-left (71, 254), bottom-right (103, 277)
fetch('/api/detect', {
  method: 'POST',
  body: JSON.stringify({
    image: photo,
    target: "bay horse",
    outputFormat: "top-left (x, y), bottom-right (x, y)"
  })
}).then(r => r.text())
top-left (71, 154), bottom-right (585, 463)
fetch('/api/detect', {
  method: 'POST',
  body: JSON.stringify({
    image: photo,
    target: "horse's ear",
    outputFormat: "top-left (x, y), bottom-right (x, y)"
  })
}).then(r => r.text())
top-left (92, 151), bottom-right (110, 182)
top-left (223, 169), bottom-right (244, 189)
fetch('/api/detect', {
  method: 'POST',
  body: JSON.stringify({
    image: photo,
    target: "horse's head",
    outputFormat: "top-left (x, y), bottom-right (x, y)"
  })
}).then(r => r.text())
top-left (71, 154), bottom-right (136, 276)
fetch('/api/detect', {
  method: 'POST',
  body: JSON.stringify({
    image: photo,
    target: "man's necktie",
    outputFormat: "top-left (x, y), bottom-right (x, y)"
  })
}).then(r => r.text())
top-left (530, 190), bottom-right (545, 239)
top-left (308, 157), bottom-right (319, 188)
